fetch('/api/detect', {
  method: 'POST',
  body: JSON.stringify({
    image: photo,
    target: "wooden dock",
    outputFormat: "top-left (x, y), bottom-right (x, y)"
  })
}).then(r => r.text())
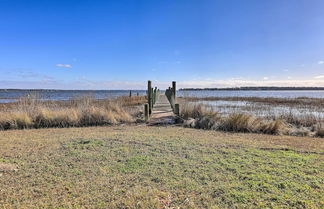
top-left (143, 80), bottom-right (179, 125)
top-left (148, 94), bottom-right (175, 125)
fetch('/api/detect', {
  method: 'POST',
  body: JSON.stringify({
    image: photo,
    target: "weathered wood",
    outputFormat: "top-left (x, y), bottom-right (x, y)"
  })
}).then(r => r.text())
top-left (147, 81), bottom-right (178, 124)
top-left (129, 90), bottom-right (132, 97)
top-left (148, 95), bottom-right (175, 125)
top-left (153, 87), bottom-right (157, 104)
top-left (174, 103), bottom-right (180, 116)
top-left (148, 80), bottom-right (152, 114)
top-left (165, 87), bottom-right (175, 110)
top-left (172, 81), bottom-right (176, 101)
top-left (144, 103), bottom-right (149, 121)
top-left (151, 87), bottom-right (154, 110)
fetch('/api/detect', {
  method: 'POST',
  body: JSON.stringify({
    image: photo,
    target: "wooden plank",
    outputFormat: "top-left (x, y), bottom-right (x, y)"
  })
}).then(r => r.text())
top-left (148, 94), bottom-right (175, 125)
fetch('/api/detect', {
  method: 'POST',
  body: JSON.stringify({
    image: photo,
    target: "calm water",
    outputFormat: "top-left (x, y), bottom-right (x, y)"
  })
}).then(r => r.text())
top-left (0, 90), bottom-right (146, 103)
top-left (192, 100), bottom-right (324, 118)
top-left (177, 90), bottom-right (324, 98)
top-left (1, 89), bottom-right (324, 103)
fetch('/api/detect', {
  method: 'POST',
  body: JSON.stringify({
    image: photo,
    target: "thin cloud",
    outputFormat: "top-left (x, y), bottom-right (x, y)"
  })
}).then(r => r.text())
top-left (263, 77), bottom-right (269, 80)
top-left (318, 61), bottom-right (324, 65)
top-left (177, 79), bottom-right (324, 88)
top-left (56, 64), bottom-right (72, 68)
top-left (314, 75), bottom-right (324, 79)
top-left (17, 71), bottom-right (54, 80)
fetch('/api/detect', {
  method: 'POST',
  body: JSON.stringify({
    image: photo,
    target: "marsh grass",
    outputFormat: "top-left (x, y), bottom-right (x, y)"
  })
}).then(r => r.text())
top-left (0, 95), bottom-right (146, 130)
top-left (182, 96), bottom-right (324, 108)
top-left (181, 103), bottom-right (291, 136)
top-left (179, 95), bottom-right (324, 137)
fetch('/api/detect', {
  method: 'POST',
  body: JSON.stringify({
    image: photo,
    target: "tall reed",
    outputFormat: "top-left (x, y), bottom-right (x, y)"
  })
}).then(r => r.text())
top-left (181, 103), bottom-right (289, 136)
top-left (0, 95), bottom-right (145, 130)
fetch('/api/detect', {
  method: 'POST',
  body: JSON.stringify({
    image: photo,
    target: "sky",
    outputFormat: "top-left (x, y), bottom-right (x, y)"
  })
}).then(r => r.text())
top-left (1, 0), bottom-right (324, 89)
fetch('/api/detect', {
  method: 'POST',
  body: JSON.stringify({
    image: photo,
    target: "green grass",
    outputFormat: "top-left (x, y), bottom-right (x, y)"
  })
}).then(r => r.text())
top-left (0, 126), bottom-right (323, 208)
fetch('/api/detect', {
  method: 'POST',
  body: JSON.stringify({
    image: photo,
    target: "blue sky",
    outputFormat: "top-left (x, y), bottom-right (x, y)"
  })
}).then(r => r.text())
top-left (1, 0), bottom-right (324, 89)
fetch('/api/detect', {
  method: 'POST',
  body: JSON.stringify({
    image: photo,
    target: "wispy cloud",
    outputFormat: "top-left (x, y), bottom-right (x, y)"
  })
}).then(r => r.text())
top-left (56, 64), bottom-right (72, 68)
top-left (314, 75), bottom-right (324, 79)
top-left (263, 77), bottom-right (269, 80)
top-left (177, 79), bottom-right (324, 88)
top-left (318, 61), bottom-right (324, 65)
top-left (17, 70), bottom-right (54, 80)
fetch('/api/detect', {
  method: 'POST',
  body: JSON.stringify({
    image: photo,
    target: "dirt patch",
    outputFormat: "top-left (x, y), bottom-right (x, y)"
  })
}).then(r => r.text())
top-left (0, 162), bottom-right (18, 173)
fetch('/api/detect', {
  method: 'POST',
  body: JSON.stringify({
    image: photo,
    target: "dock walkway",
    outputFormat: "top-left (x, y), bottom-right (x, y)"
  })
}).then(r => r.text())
top-left (148, 94), bottom-right (175, 125)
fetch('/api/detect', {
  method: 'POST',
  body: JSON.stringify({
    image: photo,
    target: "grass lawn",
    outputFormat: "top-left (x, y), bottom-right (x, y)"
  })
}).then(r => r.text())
top-left (0, 125), bottom-right (323, 208)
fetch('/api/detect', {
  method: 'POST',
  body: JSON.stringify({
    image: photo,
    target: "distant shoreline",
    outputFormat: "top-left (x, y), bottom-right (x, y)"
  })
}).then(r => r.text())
top-left (180, 87), bottom-right (324, 91)
top-left (2, 87), bottom-right (324, 92)
top-left (0, 89), bottom-right (146, 92)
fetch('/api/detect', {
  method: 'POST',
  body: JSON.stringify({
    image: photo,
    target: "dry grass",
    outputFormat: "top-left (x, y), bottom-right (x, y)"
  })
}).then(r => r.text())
top-left (181, 103), bottom-right (290, 136)
top-left (0, 96), bottom-right (146, 130)
top-left (264, 111), bottom-right (320, 127)
top-left (0, 126), bottom-right (323, 208)
top-left (314, 124), bottom-right (324, 138)
top-left (181, 96), bottom-right (324, 108)
top-left (181, 96), bottom-right (324, 127)
top-left (0, 162), bottom-right (18, 173)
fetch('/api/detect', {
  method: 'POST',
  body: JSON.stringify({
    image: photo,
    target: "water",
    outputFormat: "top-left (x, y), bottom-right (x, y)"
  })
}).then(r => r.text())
top-left (193, 100), bottom-right (324, 118)
top-left (176, 90), bottom-right (324, 120)
top-left (1, 89), bottom-right (324, 121)
top-left (0, 90), bottom-right (146, 103)
top-left (178, 90), bottom-right (324, 98)
top-left (2, 89), bottom-right (324, 103)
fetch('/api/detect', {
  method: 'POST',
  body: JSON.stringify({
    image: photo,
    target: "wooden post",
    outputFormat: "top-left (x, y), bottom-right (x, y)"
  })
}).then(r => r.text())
top-left (153, 87), bottom-right (157, 104)
top-left (129, 90), bottom-right (132, 97)
top-left (152, 87), bottom-right (155, 104)
top-left (172, 81), bottom-right (176, 102)
top-left (174, 104), bottom-right (180, 116)
top-left (148, 80), bottom-right (152, 114)
top-left (144, 103), bottom-right (149, 121)
top-left (151, 87), bottom-right (154, 109)
top-left (165, 87), bottom-right (175, 110)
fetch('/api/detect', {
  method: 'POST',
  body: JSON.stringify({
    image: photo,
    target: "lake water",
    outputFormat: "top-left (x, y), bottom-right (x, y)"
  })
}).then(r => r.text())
top-left (0, 90), bottom-right (146, 103)
top-left (177, 90), bottom-right (324, 98)
top-left (192, 100), bottom-right (324, 118)
top-left (1, 89), bottom-right (324, 103)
